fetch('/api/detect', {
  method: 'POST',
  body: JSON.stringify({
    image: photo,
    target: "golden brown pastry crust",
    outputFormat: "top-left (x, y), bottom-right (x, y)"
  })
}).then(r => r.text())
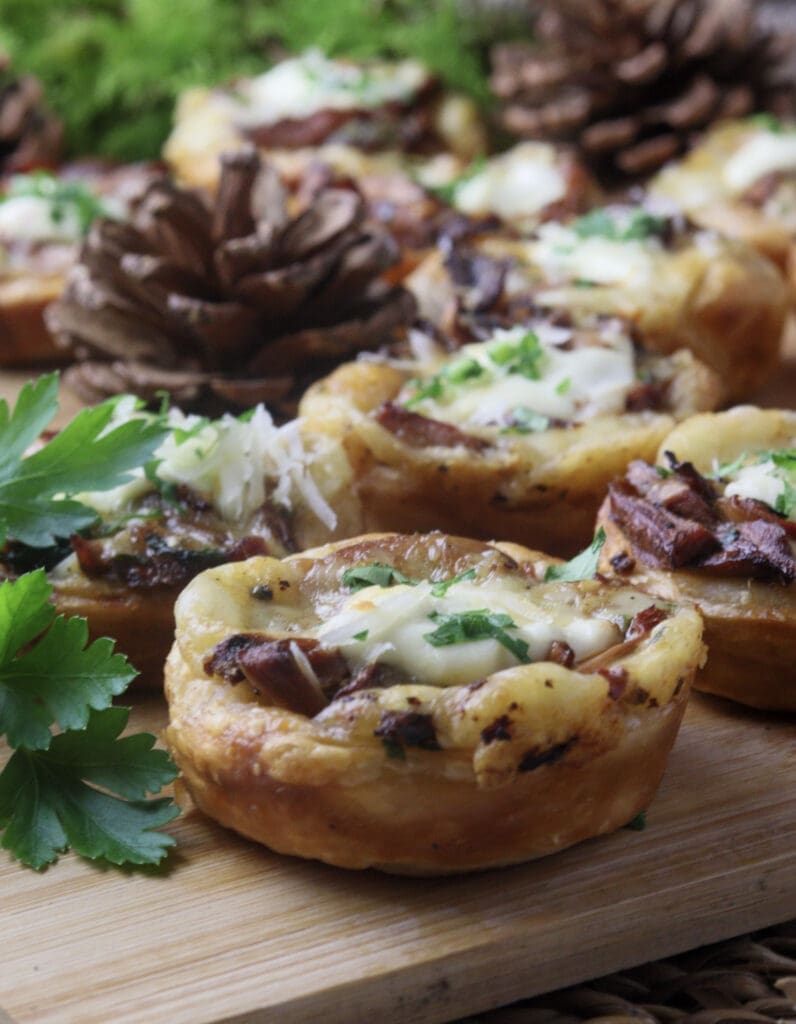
top-left (0, 271), bottom-right (66, 366)
top-left (165, 532), bottom-right (705, 874)
top-left (408, 225), bottom-right (789, 403)
top-left (299, 344), bottom-right (721, 559)
top-left (650, 120), bottom-right (796, 294)
top-left (597, 407), bottom-right (796, 711)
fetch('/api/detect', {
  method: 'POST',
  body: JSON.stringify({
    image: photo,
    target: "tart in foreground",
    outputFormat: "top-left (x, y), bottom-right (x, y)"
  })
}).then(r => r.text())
top-left (597, 407), bottom-right (796, 711)
top-left (165, 531), bottom-right (705, 874)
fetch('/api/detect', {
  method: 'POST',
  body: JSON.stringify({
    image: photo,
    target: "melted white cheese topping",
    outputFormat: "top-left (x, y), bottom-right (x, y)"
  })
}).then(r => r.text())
top-left (723, 458), bottom-right (796, 520)
top-left (452, 143), bottom-right (566, 223)
top-left (316, 578), bottom-right (623, 687)
top-left (76, 399), bottom-right (336, 528)
top-left (405, 322), bottom-right (637, 427)
top-left (0, 195), bottom-right (85, 244)
top-left (232, 49), bottom-right (430, 128)
top-left (529, 221), bottom-right (659, 289)
top-left (724, 130), bottom-right (796, 194)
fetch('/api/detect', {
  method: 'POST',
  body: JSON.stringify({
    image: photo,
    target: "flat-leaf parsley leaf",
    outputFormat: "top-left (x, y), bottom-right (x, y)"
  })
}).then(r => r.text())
top-left (544, 528), bottom-right (606, 582)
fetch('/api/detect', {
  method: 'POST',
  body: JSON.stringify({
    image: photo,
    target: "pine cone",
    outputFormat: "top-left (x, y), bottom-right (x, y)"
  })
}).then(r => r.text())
top-left (0, 54), bottom-right (63, 173)
top-left (490, 0), bottom-right (796, 178)
top-left (47, 149), bottom-right (416, 417)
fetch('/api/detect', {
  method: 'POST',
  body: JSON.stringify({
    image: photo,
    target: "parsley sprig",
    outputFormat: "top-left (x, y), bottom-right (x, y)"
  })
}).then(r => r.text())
top-left (424, 609), bottom-right (530, 664)
top-left (0, 573), bottom-right (178, 870)
top-left (0, 374), bottom-right (167, 549)
top-left (3, 172), bottom-right (112, 236)
top-left (572, 208), bottom-right (667, 242)
top-left (544, 529), bottom-right (606, 583)
top-left (342, 561), bottom-right (477, 596)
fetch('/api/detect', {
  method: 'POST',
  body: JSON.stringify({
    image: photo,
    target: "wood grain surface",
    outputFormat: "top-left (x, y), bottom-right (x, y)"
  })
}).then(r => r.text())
top-left (0, 694), bottom-right (794, 1024)
top-left (0, 333), bottom-right (794, 1024)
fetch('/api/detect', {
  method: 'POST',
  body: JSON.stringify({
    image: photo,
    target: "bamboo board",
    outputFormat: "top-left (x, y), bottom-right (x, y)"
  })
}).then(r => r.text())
top-left (0, 347), bottom-right (794, 1024)
top-left (0, 694), bottom-right (794, 1024)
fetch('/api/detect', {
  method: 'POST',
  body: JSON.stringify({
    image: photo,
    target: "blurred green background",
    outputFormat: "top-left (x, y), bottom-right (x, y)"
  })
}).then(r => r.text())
top-left (0, 0), bottom-right (524, 161)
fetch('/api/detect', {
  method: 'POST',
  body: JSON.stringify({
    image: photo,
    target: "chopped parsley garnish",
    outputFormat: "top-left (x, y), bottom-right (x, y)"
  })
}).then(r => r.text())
top-left (430, 568), bottom-right (476, 597)
top-left (0, 572), bottom-right (178, 869)
top-left (0, 374), bottom-right (167, 549)
top-left (352, 630), bottom-right (369, 642)
top-left (775, 477), bottom-right (796, 518)
top-left (2, 171), bottom-right (113, 235)
top-left (424, 609), bottom-right (530, 664)
top-left (342, 562), bottom-right (419, 591)
top-left (555, 377), bottom-right (571, 395)
top-left (544, 528), bottom-right (606, 583)
top-left (572, 207), bottom-right (667, 242)
top-left (502, 407), bottom-right (550, 434)
top-left (748, 112), bottom-right (784, 134)
top-left (487, 331), bottom-right (544, 379)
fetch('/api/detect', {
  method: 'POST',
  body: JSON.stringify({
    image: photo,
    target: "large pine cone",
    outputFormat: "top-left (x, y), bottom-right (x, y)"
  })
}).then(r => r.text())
top-left (490, 0), bottom-right (796, 178)
top-left (0, 55), bottom-right (63, 173)
top-left (47, 149), bottom-right (416, 416)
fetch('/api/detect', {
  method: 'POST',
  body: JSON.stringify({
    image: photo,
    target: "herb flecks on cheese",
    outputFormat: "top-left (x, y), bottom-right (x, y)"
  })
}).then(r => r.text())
top-left (232, 49), bottom-right (430, 128)
top-left (401, 323), bottom-right (637, 428)
top-left (77, 398), bottom-right (337, 528)
top-left (0, 172), bottom-right (119, 244)
top-left (718, 448), bottom-right (796, 520)
top-left (316, 575), bottom-right (627, 688)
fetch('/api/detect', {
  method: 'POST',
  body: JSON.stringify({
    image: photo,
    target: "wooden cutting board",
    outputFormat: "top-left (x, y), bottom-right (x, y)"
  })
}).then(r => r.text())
top-left (0, 693), bottom-right (794, 1024)
top-left (0, 344), bottom-right (795, 1024)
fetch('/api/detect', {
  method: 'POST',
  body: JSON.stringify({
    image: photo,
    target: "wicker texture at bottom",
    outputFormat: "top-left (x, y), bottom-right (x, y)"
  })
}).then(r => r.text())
top-left (464, 923), bottom-right (796, 1024)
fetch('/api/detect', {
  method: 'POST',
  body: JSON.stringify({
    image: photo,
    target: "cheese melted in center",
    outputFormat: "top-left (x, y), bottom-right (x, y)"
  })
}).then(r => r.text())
top-left (451, 143), bottom-right (567, 223)
top-left (316, 577), bottom-right (629, 687)
top-left (722, 453), bottom-right (796, 521)
top-left (401, 323), bottom-right (638, 428)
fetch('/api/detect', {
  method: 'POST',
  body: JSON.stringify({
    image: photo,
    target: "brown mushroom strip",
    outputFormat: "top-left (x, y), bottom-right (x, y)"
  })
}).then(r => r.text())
top-left (375, 401), bottom-right (488, 451)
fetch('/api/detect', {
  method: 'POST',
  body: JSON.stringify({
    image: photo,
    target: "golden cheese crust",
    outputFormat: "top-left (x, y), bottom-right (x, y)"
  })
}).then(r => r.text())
top-left (597, 407), bottom-right (796, 711)
top-left (298, 342), bottom-right (721, 559)
top-left (165, 532), bottom-right (705, 874)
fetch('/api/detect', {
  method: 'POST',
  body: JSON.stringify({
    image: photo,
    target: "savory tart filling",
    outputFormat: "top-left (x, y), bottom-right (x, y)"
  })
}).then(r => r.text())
top-left (397, 320), bottom-right (640, 430)
top-left (10, 397), bottom-right (344, 590)
top-left (607, 451), bottom-right (796, 583)
top-left (199, 534), bottom-right (674, 709)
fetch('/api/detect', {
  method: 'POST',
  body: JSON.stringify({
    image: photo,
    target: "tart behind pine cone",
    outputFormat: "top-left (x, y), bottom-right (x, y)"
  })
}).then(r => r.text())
top-left (47, 149), bottom-right (416, 417)
top-left (490, 0), bottom-right (796, 178)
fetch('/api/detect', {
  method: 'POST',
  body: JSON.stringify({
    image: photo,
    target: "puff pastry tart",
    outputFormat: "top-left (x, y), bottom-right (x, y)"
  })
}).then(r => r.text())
top-left (165, 531), bottom-right (705, 874)
top-left (300, 315), bottom-right (721, 558)
top-left (650, 117), bottom-right (796, 292)
top-left (0, 163), bottom-right (158, 366)
top-left (3, 398), bottom-right (359, 688)
top-left (597, 406), bottom-right (796, 711)
top-left (407, 203), bottom-right (789, 402)
top-left (163, 49), bottom-right (486, 193)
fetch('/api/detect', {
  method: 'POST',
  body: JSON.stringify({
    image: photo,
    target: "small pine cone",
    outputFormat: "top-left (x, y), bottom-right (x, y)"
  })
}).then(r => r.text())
top-left (490, 0), bottom-right (796, 178)
top-left (0, 55), bottom-right (63, 173)
top-left (47, 148), bottom-right (416, 417)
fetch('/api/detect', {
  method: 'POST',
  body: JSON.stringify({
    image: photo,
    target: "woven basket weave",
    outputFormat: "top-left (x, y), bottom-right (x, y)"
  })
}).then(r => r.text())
top-left (460, 923), bottom-right (796, 1024)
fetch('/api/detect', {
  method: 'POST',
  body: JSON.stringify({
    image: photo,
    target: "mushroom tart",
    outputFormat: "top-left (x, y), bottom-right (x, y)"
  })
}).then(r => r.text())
top-left (597, 407), bottom-right (796, 711)
top-left (407, 203), bottom-right (789, 402)
top-left (650, 117), bottom-right (796, 294)
top-left (2, 397), bottom-right (360, 688)
top-left (163, 49), bottom-right (486, 193)
top-left (165, 531), bottom-right (705, 874)
top-left (0, 163), bottom-right (159, 366)
top-left (300, 315), bottom-right (721, 558)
